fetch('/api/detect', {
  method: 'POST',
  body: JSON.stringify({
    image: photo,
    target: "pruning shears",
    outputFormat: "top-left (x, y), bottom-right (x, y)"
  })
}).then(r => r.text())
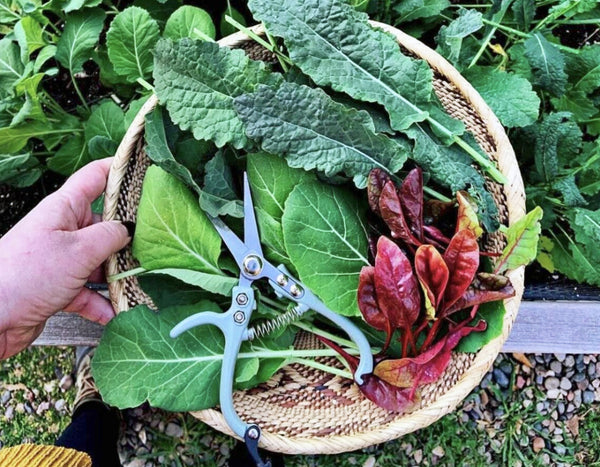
top-left (170, 173), bottom-right (373, 466)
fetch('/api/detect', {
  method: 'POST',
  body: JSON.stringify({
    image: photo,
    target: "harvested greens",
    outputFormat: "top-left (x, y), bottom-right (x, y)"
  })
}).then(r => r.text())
top-left (93, 0), bottom-right (541, 415)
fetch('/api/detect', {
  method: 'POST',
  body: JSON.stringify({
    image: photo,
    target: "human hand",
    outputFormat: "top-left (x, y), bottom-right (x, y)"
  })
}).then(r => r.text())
top-left (0, 158), bottom-right (131, 359)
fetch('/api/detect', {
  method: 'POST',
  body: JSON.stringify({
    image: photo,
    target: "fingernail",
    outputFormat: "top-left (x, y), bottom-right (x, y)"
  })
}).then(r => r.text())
top-left (121, 221), bottom-right (136, 238)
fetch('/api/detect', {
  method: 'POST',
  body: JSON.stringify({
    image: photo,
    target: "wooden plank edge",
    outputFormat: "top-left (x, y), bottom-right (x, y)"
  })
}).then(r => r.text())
top-left (33, 301), bottom-right (600, 353)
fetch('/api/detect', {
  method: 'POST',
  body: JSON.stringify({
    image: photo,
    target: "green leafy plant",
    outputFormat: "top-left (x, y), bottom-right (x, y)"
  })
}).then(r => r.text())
top-left (369, 0), bottom-right (600, 286)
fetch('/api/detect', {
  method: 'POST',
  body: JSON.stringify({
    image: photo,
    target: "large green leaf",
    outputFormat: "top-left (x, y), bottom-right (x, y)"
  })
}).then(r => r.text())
top-left (248, 0), bottom-right (434, 131)
top-left (404, 125), bottom-right (499, 231)
top-left (144, 106), bottom-right (242, 217)
top-left (106, 6), bottom-right (160, 83)
top-left (282, 181), bottom-right (370, 316)
top-left (132, 165), bottom-right (223, 274)
top-left (247, 152), bottom-right (313, 270)
top-left (93, 304), bottom-right (273, 410)
top-left (247, 151), bottom-right (315, 221)
top-left (92, 304), bottom-right (295, 411)
top-left (524, 33), bottom-right (568, 97)
top-left (153, 39), bottom-right (281, 149)
top-left (393, 0), bottom-right (450, 23)
top-left (163, 5), bottom-right (215, 41)
top-left (0, 120), bottom-right (65, 153)
top-left (496, 206), bottom-right (543, 273)
top-left (0, 38), bottom-right (25, 96)
top-left (463, 66), bottom-right (540, 128)
top-left (235, 82), bottom-right (408, 188)
top-left (55, 8), bottom-right (105, 74)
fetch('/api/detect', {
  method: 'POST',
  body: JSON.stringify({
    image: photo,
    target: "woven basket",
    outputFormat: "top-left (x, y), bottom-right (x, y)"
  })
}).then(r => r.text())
top-left (104, 23), bottom-right (526, 455)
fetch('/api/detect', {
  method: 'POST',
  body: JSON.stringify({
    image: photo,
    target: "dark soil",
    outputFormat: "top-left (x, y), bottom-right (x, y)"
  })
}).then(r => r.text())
top-left (0, 171), bottom-right (65, 238)
top-left (554, 24), bottom-right (600, 48)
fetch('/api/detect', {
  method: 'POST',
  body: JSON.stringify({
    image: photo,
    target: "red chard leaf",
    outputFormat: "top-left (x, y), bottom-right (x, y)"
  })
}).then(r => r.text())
top-left (359, 372), bottom-right (420, 413)
top-left (445, 272), bottom-right (515, 315)
top-left (367, 169), bottom-right (392, 216)
top-left (415, 245), bottom-right (449, 315)
top-left (374, 236), bottom-right (421, 331)
top-left (399, 168), bottom-right (424, 241)
top-left (442, 230), bottom-right (479, 313)
top-left (374, 320), bottom-right (486, 389)
top-left (358, 266), bottom-right (394, 349)
top-left (379, 181), bottom-right (421, 246)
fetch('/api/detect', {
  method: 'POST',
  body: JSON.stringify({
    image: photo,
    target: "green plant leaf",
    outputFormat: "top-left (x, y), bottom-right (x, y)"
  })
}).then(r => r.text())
top-left (84, 100), bottom-right (126, 144)
top-left (496, 206), bottom-right (543, 273)
top-left (0, 120), bottom-right (60, 153)
top-left (163, 5), bottom-right (215, 41)
top-left (248, 0), bottom-right (434, 131)
top-left (203, 151), bottom-right (236, 201)
top-left (33, 44), bottom-right (56, 73)
top-left (548, 232), bottom-right (600, 287)
top-left (47, 132), bottom-right (90, 175)
top-left (132, 165), bottom-right (222, 274)
top-left (55, 8), bottom-right (105, 74)
top-left (153, 38), bottom-right (282, 149)
top-left (511, 0), bottom-right (535, 30)
top-left (565, 44), bottom-right (600, 95)
top-left (552, 175), bottom-right (586, 207)
top-left (404, 125), bottom-right (499, 231)
top-left (138, 274), bottom-right (210, 308)
top-left (14, 16), bottom-right (45, 61)
top-left (106, 6), bottom-right (160, 83)
top-left (220, 6), bottom-right (245, 37)
top-left (568, 208), bottom-right (600, 267)
top-left (0, 152), bottom-right (41, 187)
top-left (93, 303), bottom-right (295, 411)
top-left (247, 151), bottom-right (316, 221)
top-left (0, 38), bottom-right (25, 97)
top-left (144, 106), bottom-right (242, 217)
top-left (61, 0), bottom-right (102, 13)
top-left (235, 82), bottom-right (408, 188)
top-left (524, 33), bottom-right (568, 97)
top-left (436, 8), bottom-right (483, 63)
top-left (463, 66), bottom-right (540, 128)
top-left (282, 180), bottom-right (370, 316)
top-left (551, 89), bottom-right (599, 122)
top-left (87, 135), bottom-right (119, 158)
top-left (392, 0), bottom-right (450, 23)
top-left (455, 300), bottom-right (505, 353)
top-left (143, 269), bottom-right (237, 296)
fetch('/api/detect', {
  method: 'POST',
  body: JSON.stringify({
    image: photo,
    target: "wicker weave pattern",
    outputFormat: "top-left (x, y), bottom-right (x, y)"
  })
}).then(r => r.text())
top-left (103, 23), bottom-right (525, 455)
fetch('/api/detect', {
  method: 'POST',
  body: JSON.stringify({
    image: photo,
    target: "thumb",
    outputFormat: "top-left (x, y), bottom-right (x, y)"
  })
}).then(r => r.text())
top-left (73, 220), bottom-right (131, 269)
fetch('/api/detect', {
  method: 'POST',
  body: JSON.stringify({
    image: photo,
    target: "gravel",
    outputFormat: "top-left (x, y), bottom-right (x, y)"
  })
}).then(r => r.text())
top-left (2, 350), bottom-right (599, 465)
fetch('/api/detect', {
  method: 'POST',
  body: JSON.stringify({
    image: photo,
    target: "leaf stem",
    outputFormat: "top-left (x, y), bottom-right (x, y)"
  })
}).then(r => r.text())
top-left (70, 72), bottom-right (90, 112)
top-left (193, 28), bottom-right (216, 42)
top-left (293, 320), bottom-right (358, 350)
top-left (423, 185), bottom-right (452, 202)
top-left (107, 267), bottom-right (147, 282)
top-left (136, 78), bottom-right (154, 91)
top-left (239, 348), bottom-right (359, 359)
top-left (289, 357), bottom-right (353, 379)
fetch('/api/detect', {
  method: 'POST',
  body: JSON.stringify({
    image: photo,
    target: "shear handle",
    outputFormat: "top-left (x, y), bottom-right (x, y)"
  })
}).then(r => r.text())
top-left (169, 286), bottom-right (255, 440)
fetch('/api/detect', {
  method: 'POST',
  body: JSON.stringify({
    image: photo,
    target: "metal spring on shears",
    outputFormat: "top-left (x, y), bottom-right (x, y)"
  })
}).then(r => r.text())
top-left (247, 304), bottom-right (308, 340)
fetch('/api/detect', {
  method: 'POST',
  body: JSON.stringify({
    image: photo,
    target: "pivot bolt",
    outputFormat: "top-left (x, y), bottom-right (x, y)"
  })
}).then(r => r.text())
top-left (247, 427), bottom-right (260, 440)
top-left (243, 255), bottom-right (263, 276)
top-left (236, 293), bottom-right (248, 306)
top-left (234, 311), bottom-right (245, 323)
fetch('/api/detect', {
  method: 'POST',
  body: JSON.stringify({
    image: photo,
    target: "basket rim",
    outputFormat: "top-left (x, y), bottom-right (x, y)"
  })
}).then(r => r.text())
top-left (103, 22), bottom-right (526, 454)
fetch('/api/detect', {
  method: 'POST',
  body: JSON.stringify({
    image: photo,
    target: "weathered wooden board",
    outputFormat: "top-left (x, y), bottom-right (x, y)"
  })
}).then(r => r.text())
top-left (33, 301), bottom-right (600, 353)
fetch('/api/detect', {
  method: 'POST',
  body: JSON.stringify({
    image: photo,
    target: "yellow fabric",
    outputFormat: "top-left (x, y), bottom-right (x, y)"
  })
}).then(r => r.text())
top-left (0, 444), bottom-right (91, 467)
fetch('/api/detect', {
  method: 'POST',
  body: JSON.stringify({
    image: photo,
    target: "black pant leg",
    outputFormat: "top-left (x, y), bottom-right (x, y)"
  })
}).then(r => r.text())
top-left (55, 401), bottom-right (121, 467)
